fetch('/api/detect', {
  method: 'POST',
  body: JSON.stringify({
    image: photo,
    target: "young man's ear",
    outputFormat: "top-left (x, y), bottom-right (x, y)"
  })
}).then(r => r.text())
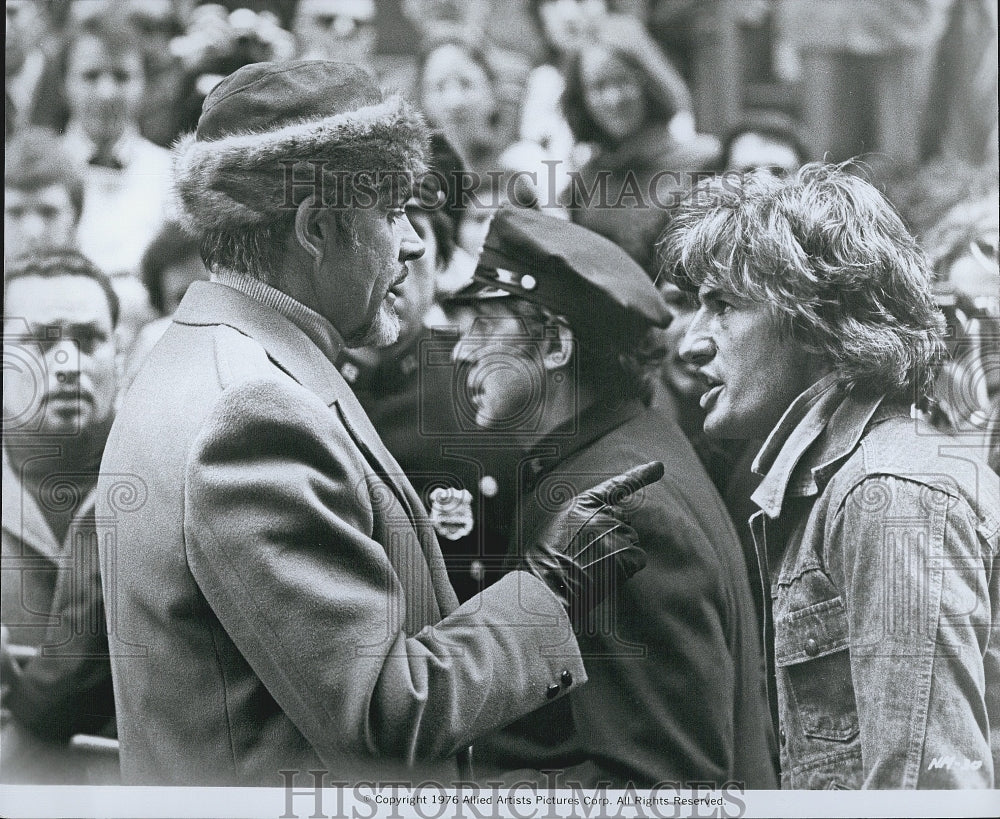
top-left (542, 322), bottom-right (574, 371)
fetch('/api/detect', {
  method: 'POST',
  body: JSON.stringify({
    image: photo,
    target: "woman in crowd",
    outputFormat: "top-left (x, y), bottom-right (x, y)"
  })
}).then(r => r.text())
top-left (417, 39), bottom-right (555, 256)
top-left (419, 40), bottom-right (508, 179)
top-left (518, 0), bottom-right (606, 192)
top-left (559, 14), bottom-right (716, 274)
top-left (418, 40), bottom-right (510, 253)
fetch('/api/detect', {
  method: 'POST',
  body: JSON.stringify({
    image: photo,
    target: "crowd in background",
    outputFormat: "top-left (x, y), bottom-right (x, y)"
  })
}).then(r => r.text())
top-left (6, 0), bottom-right (998, 440)
top-left (3, 0), bottom-right (999, 787)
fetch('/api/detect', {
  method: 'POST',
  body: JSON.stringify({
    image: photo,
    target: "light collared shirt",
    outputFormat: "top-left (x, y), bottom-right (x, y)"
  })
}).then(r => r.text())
top-left (62, 122), bottom-right (172, 276)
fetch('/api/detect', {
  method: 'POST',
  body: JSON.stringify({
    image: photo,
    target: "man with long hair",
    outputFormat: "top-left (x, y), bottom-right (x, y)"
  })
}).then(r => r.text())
top-left (659, 163), bottom-right (999, 788)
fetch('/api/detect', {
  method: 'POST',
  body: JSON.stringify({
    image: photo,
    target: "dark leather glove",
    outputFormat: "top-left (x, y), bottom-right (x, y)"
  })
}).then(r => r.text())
top-left (522, 461), bottom-right (664, 628)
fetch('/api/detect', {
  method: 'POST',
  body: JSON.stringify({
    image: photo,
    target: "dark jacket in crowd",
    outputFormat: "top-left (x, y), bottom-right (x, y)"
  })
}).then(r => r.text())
top-left (1, 449), bottom-right (115, 783)
top-left (337, 327), bottom-right (520, 603)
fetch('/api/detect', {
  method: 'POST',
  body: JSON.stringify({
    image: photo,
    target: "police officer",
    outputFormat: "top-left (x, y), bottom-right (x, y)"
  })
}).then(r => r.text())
top-left (336, 134), bottom-right (516, 601)
top-left (449, 207), bottom-right (778, 789)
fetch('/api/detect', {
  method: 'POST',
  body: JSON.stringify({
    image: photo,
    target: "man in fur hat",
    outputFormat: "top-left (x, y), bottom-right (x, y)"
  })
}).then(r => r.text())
top-left (95, 60), bottom-right (660, 786)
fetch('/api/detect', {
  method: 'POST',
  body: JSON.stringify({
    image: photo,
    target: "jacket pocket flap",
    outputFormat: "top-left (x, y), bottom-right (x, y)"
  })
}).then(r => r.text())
top-left (775, 596), bottom-right (850, 667)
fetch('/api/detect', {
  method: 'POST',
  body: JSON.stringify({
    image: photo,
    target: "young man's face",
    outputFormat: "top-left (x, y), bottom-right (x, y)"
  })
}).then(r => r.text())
top-left (452, 303), bottom-right (547, 431)
top-left (4, 184), bottom-right (78, 262)
top-left (679, 282), bottom-right (825, 440)
top-left (314, 206), bottom-right (425, 348)
top-left (64, 34), bottom-right (144, 147)
top-left (3, 274), bottom-right (117, 436)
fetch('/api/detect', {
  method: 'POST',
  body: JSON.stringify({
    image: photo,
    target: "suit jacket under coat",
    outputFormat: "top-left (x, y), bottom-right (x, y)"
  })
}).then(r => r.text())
top-left (96, 281), bottom-right (585, 785)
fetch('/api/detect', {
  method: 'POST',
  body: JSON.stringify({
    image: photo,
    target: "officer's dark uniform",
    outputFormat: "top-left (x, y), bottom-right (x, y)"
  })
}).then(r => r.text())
top-left (450, 207), bottom-right (778, 789)
top-left (337, 327), bottom-right (519, 601)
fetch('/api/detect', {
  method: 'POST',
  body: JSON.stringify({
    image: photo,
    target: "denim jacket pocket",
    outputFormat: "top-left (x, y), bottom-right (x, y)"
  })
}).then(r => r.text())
top-left (775, 596), bottom-right (859, 743)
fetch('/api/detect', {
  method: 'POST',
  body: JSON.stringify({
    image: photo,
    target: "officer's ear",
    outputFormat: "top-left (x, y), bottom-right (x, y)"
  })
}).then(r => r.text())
top-left (542, 322), bottom-right (574, 371)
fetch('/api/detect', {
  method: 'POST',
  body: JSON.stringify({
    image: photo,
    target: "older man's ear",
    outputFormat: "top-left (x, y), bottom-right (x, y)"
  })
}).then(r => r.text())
top-left (293, 194), bottom-right (326, 265)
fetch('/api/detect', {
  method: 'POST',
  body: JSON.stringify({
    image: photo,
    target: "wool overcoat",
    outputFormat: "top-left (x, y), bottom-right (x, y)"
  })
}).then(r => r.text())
top-left (96, 281), bottom-right (585, 785)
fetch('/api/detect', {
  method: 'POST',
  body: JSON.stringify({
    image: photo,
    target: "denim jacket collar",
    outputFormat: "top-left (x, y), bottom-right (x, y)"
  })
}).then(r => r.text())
top-left (751, 374), bottom-right (887, 519)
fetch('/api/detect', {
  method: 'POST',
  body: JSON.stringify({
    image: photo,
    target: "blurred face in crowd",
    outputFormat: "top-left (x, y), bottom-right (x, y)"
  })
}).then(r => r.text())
top-left (109, 275), bottom-right (158, 356)
top-left (658, 281), bottom-right (701, 400)
top-left (421, 44), bottom-right (496, 152)
top-left (3, 274), bottom-right (117, 436)
top-left (579, 46), bottom-right (646, 143)
top-left (309, 206), bottom-right (425, 348)
top-left (727, 132), bottom-right (802, 175)
top-left (947, 233), bottom-right (1000, 397)
top-left (403, 0), bottom-right (489, 45)
top-left (4, 184), bottom-right (79, 262)
top-left (126, 0), bottom-right (179, 70)
top-left (948, 234), bottom-right (1000, 317)
top-left (293, 0), bottom-right (376, 64)
top-left (679, 282), bottom-right (825, 440)
top-left (64, 34), bottom-right (145, 147)
top-left (452, 301), bottom-right (549, 431)
top-left (538, 0), bottom-right (606, 53)
top-left (5, 0), bottom-right (46, 74)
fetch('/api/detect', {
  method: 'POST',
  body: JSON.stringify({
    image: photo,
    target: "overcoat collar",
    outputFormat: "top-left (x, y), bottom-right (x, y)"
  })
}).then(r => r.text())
top-left (171, 280), bottom-right (457, 619)
top-left (173, 280), bottom-right (350, 408)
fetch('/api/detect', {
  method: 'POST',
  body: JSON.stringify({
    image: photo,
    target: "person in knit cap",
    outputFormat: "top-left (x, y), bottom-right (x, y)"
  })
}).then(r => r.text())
top-left (95, 60), bottom-right (661, 785)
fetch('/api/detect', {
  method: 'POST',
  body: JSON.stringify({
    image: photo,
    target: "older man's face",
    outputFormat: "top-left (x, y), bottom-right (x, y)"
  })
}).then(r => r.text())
top-left (389, 209), bottom-right (440, 347)
top-left (315, 206), bottom-right (425, 348)
top-left (679, 282), bottom-right (823, 440)
top-left (3, 274), bottom-right (118, 437)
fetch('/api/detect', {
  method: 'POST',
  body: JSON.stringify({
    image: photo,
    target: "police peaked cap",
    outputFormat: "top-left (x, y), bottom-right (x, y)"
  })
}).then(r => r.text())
top-left (449, 206), bottom-right (671, 351)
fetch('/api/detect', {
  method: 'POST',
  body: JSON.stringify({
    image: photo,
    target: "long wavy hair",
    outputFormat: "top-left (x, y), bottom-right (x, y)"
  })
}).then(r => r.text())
top-left (657, 163), bottom-right (946, 400)
top-left (561, 43), bottom-right (676, 149)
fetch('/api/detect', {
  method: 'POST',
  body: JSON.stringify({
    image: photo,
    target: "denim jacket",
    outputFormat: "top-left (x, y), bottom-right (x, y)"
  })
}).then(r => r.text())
top-left (750, 375), bottom-right (1000, 788)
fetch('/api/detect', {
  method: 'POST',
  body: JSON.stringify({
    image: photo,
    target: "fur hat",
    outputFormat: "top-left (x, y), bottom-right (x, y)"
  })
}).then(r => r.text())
top-left (171, 60), bottom-right (429, 235)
